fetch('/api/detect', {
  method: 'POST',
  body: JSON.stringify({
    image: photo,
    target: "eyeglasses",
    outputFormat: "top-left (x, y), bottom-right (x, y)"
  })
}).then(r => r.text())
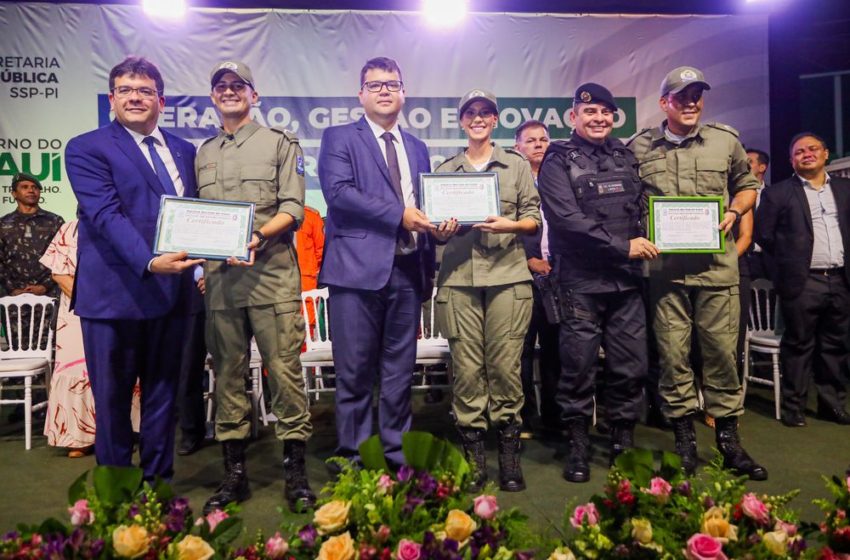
top-left (462, 108), bottom-right (496, 120)
top-left (362, 80), bottom-right (404, 93)
top-left (213, 81), bottom-right (250, 94)
top-left (111, 86), bottom-right (159, 99)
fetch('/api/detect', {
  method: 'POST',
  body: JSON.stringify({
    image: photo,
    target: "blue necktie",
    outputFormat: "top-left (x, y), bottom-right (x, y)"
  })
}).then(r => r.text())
top-left (142, 136), bottom-right (178, 196)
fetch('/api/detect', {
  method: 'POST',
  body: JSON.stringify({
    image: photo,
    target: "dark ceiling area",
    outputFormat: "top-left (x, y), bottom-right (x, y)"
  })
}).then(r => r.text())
top-left (16, 0), bottom-right (850, 175)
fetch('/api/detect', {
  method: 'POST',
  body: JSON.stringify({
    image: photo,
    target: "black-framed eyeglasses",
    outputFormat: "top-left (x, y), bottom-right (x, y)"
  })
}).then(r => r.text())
top-left (362, 80), bottom-right (404, 93)
top-left (213, 81), bottom-right (250, 94)
top-left (111, 86), bottom-right (159, 99)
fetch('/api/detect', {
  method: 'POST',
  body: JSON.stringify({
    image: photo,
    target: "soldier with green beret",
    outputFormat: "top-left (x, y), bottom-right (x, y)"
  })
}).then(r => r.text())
top-left (196, 61), bottom-right (315, 514)
top-left (433, 89), bottom-right (541, 493)
top-left (628, 66), bottom-right (766, 480)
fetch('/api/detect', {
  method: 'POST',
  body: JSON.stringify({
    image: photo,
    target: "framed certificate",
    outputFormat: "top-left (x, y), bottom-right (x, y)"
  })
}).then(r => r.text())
top-left (154, 196), bottom-right (255, 261)
top-left (648, 196), bottom-right (725, 254)
top-left (419, 172), bottom-right (500, 225)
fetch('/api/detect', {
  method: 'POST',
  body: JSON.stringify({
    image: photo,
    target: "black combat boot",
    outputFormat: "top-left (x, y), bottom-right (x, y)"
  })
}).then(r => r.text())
top-left (714, 417), bottom-right (768, 481)
top-left (458, 427), bottom-right (487, 492)
top-left (609, 420), bottom-right (635, 466)
top-left (497, 422), bottom-right (526, 492)
top-left (563, 416), bottom-right (591, 483)
top-left (283, 440), bottom-right (318, 512)
top-left (203, 440), bottom-right (251, 514)
top-left (671, 415), bottom-right (698, 476)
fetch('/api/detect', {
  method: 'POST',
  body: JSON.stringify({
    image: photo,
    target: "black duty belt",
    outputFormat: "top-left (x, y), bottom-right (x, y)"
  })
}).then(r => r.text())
top-left (810, 267), bottom-right (844, 276)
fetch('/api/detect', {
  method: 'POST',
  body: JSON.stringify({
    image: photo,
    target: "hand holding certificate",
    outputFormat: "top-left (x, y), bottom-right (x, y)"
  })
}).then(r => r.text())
top-left (648, 196), bottom-right (725, 254)
top-left (154, 196), bottom-right (255, 261)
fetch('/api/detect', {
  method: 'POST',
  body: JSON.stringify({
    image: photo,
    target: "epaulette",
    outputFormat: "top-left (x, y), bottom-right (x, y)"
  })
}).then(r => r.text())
top-left (271, 127), bottom-right (300, 143)
top-left (704, 122), bottom-right (740, 138)
top-left (625, 127), bottom-right (652, 146)
top-left (502, 146), bottom-right (526, 160)
top-left (545, 140), bottom-right (574, 156)
top-left (199, 136), bottom-right (217, 148)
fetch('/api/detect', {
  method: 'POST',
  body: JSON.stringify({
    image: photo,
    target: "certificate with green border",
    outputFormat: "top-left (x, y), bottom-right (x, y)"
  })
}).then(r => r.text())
top-left (154, 196), bottom-right (255, 261)
top-left (419, 172), bottom-right (500, 225)
top-left (648, 196), bottom-right (725, 254)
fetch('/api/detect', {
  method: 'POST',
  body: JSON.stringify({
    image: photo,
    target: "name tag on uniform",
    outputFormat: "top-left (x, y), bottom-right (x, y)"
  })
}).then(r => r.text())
top-left (595, 180), bottom-right (625, 195)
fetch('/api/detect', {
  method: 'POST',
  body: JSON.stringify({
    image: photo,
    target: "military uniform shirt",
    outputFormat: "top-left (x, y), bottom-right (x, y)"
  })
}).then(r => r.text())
top-left (195, 121), bottom-right (305, 310)
top-left (435, 143), bottom-right (541, 287)
top-left (0, 208), bottom-right (64, 296)
top-left (628, 122), bottom-right (758, 286)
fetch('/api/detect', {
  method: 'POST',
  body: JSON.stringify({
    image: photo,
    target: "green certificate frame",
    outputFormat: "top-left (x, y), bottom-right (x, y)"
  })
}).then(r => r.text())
top-left (648, 196), bottom-right (725, 254)
top-left (154, 196), bottom-right (255, 261)
top-left (419, 172), bottom-right (501, 225)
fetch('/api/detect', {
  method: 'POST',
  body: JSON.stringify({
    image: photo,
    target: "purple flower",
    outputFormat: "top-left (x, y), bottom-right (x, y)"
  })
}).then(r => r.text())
top-left (127, 504), bottom-right (140, 518)
top-left (298, 524), bottom-right (318, 547)
top-left (417, 472), bottom-right (437, 496)
top-left (677, 481), bottom-right (692, 496)
top-left (398, 465), bottom-right (415, 482)
top-left (703, 496), bottom-right (715, 509)
top-left (89, 538), bottom-right (105, 557)
top-left (3, 531), bottom-right (20, 541)
top-left (403, 495), bottom-right (425, 513)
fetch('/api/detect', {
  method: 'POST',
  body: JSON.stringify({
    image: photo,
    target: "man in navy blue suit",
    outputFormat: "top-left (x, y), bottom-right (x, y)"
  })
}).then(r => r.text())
top-left (318, 57), bottom-right (436, 467)
top-left (65, 57), bottom-right (203, 480)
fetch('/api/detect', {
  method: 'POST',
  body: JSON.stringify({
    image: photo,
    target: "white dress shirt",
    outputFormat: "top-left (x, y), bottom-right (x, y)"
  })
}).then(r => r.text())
top-left (122, 125), bottom-right (185, 196)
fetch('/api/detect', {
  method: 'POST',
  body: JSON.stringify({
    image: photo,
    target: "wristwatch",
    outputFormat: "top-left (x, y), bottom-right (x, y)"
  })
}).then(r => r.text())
top-left (728, 209), bottom-right (742, 223)
top-left (252, 230), bottom-right (268, 251)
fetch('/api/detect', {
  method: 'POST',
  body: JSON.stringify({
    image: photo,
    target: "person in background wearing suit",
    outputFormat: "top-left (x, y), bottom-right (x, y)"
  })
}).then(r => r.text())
top-left (65, 57), bottom-right (203, 481)
top-left (755, 132), bottom-right (850, 428)
top-left (318, 57), bottom-right (436, 469)
top-left (745, 148), bottom-right (771, 280)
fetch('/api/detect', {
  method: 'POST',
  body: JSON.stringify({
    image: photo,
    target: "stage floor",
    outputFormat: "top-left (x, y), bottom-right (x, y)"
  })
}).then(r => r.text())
top-left (1, 387), bottom-right (848, 536)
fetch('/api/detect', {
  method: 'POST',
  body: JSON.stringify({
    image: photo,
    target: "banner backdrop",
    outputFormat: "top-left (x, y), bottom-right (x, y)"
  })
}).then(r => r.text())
top-left (0, 3), bottom-right (769, 218)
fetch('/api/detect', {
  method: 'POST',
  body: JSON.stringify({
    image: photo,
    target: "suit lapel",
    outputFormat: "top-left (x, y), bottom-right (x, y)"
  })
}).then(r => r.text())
top-left (111, 121), bottom-right (166, 197)
top-left (791, 176), bottom-right (813, 235)
top-left (400, 131), bottom-right (421, 206)
top-left (163, 131), bottom-right (194, 198)
top-left (355, 117), bottom-right (393, 188)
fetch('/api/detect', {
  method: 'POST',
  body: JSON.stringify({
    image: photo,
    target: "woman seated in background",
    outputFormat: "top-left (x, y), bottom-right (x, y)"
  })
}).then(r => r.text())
top-left (40, 220), bottom-right (139, 457)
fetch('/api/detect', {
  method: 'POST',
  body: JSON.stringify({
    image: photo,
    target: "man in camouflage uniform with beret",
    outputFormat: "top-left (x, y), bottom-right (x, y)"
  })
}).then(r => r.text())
top-left (0, 173), bottom-right (63, 300)
top-left (196, 61), bottom-right (315, 513)
top-left (628, 66), bottom-right (767, 480)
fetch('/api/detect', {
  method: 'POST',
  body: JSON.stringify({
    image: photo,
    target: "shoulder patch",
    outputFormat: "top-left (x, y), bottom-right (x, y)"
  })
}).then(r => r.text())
top-left (625, 127), bottom-right (651, 146)
top-left (705, 122), bottom-right (740, 138)
top-left (296, 154), bottom-right (305, 176)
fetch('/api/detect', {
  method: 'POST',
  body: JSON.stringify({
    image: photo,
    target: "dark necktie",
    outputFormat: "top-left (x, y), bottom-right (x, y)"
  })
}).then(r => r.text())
top-left (142, 136), bottom-right (178, 196)
top-left (380, 131), bottom-right (412, 246)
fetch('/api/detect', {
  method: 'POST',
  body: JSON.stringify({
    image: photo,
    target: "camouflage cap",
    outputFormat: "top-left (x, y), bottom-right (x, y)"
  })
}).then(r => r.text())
top-left (573, 82), bottom-right (618, 111)
top-left (458, 88), bottom-right (498, 115)
top-left (210, 61), bottom-right (255, 89)
top-left (660, 66), bottom-right (711, 98)
top-left (11, 172), bottom-right (42, 190)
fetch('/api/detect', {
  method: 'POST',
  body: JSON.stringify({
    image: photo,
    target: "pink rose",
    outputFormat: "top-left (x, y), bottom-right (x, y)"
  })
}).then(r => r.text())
top-left (684, 533), bottom-right (728, 560)
top-left (846, 476), bottom-right (850, 493)
top-left (570, 503), bottom-right (600, 528)
top-left (377, 474), bottom-right (395, 494)
top-left (205, 509), bottom-right (229, 532)
top-left (376, 525), bottom-right (391, 543)
top-left (265, 532), bottom-right (289, 559)
top-left (396, 539), bottom-right (422, 560)
top-left (740, 493), bottom-right (771, 525)
top-left (68, 499), bottom-right (95, 526)
top-left (774, 519), bottom-right (798, 537)
top-left (473, 495), bottom-right (500, 520)
top-left (647, 477), bottom-right (673, 501)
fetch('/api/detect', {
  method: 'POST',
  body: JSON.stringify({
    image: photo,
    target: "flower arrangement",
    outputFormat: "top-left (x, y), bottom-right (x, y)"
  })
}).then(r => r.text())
top-left (810, 474), bottom-right (850, 559)
top-left (558, 449), bottom-right (805, 560)
top-left (271, 431), bottom-right (536, 560)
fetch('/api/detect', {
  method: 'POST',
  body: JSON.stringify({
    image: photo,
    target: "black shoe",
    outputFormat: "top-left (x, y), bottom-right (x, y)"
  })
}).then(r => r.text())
top-left (715, 417), bottom-right (768, 481)
top-left (283, 440), bottom-right (317, 513)
top-left (177, 434), bottom-right (204, 456)
top-left (563, 417), bottom-right (591, 483)
top-left (781, 410), bottom-right (807, 428)
top-left (458, 427), bottom-right (488, 492)
top-left (816, 406), bottom-right (850, 425)
top-left (203, 440), bottom-right (251, 515)
top-left (671, 415), bottom-right (698, 476)
top-left (609, 420), bottom-right (635, 467)
top-left (497, 422), bottom-right (526, 492)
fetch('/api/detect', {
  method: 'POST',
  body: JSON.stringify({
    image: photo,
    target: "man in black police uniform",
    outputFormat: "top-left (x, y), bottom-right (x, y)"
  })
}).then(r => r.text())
top-left (537, 83), bottom-right (659, 482)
